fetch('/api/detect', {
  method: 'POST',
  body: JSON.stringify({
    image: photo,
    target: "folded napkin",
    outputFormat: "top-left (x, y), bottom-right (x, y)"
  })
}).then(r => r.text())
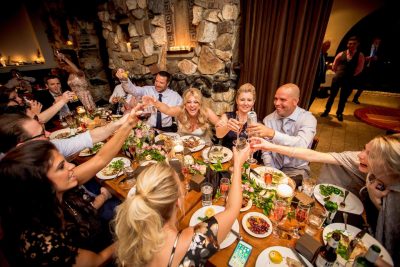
top-left (295, 233), bottom-right (323, 263)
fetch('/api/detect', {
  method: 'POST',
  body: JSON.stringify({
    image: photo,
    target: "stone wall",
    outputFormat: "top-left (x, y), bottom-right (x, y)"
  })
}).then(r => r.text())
top-left (97, 0), bottom-right (241, 114)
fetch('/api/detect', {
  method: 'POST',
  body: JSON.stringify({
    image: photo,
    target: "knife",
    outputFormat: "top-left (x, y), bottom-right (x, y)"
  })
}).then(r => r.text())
top-left (230, 229), bottom-right (242, 240)
top-left (250, 169), bottom-right (261, 178)
top-left (291, 248), bottom-right (308, 267)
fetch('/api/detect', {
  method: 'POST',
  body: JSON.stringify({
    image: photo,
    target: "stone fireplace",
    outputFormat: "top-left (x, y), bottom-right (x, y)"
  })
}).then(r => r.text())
top-left (97, 0), bottom-right (241, 114)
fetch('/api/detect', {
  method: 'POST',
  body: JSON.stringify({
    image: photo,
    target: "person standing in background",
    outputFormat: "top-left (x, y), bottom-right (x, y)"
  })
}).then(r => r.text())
top-left (308, 40), bottom-right (331, 110)
top-left (353, 37), bottom-right (383, 104)
top-left (321, 36), bottom-right (365, 121)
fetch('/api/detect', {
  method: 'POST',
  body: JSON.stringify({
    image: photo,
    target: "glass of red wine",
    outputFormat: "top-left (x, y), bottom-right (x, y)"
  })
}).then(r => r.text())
top-left (293, 202), bottom-right (310, 238)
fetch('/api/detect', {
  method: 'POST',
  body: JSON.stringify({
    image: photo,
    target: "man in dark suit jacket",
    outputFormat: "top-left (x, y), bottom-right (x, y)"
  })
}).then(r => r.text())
top-left (34, 75), bottom-right (81, 129)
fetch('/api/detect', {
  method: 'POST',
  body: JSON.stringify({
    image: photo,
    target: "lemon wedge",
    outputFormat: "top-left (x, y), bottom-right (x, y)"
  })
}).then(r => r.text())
top-left (204, 207), bottom-right (215, 218)
top-left (269, 250), bottom-right (283, 264)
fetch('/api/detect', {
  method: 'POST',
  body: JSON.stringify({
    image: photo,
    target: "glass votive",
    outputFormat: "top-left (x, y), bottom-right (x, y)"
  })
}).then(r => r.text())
top-left (277, 184), bottom-right (294, 204)
top-left (302, 177), bottom-right (316, 197)
top-left (304, 206), bottom-right (328, 236)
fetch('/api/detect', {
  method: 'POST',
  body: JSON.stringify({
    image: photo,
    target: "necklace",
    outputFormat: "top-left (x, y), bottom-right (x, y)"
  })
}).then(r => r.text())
top-left (64, 200), bottom-right (78, 217)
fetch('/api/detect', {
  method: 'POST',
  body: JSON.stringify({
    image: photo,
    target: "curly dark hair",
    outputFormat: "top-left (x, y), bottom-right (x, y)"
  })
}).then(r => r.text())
top-left (0, 141), bottom-right (63, 242)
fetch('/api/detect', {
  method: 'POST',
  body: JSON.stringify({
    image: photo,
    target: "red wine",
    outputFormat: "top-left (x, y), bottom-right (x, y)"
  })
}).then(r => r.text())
top-left (138, 112), bottom-right (151, 120)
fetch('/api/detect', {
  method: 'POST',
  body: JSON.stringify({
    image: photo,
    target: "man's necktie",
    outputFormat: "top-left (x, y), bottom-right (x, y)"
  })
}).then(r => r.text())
top-left (156, 94), bottom-right (162, 129)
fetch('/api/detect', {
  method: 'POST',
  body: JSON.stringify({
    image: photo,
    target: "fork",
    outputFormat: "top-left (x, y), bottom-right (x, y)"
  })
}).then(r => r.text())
top-left (340, 190), bottom-right (349, 208)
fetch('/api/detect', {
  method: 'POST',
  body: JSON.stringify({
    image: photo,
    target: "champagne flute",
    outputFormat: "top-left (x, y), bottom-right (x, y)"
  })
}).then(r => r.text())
top-left (246, 111), bottom-right (258, 164)
top-left (235, 112), bottom-right (246, 144)
top-left (271, 199), bottom-right (288, 237)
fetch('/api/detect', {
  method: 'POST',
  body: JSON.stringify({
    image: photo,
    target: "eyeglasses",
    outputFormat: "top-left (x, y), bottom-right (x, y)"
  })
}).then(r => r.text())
top-left (20, 126), bottom-right (46, 142)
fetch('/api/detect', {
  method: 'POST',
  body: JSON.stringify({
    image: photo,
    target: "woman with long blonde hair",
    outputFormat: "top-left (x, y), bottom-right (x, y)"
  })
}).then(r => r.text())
top-left (143, 88), bottom-right (220, 141)
top-left (114, 145), bottom-right (251, 267)
top-left (251, 134), bottom-right (400, 266)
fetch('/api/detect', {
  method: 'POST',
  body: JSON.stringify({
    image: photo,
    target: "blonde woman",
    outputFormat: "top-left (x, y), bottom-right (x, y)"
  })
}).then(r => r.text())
top-left (216, 83), bottom-right (256, 148)
top-left (114, 144), bottom-right (250, 267)
top-left (142, 88), bottom-right (220, 141)
top-left (250, 134), bottom-right (400, 266)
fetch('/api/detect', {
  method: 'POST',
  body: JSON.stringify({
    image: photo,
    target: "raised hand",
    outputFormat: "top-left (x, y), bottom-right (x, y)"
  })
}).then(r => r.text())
top-left (233, 143), bottom-right (251, 166)
top-left (366, 178), bottom-right (390, 209)
top-left (115, 68), bottom-right (129, 81)
top-left (247, 123), bottom-right (273, 138)
top-left (249, 137), bottom-right (275, 151)
top-left (142, 95), bottom-right (156, 106)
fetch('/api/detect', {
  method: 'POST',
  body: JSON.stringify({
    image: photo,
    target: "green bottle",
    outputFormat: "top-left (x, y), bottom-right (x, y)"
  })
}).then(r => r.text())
top-left (352, 244), bottom-right (381, 267)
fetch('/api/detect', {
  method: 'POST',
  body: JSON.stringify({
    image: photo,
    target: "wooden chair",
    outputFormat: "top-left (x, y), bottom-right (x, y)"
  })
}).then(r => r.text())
top-left (311, 137), bottom-right (319, 150)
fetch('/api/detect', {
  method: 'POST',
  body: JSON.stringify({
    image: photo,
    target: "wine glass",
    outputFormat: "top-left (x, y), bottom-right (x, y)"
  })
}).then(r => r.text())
top-left (293, 202), bottom-right (310, 238)
top-left (246, 111), bottom-right (258, 164)
top-left (270, 199), bottom-right (288, 237)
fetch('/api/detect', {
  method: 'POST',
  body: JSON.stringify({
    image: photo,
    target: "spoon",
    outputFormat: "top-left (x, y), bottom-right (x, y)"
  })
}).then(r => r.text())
top-left (343, 212), bottom-right (348, 232)
top-left (340, 190), bottom-right (349, 208)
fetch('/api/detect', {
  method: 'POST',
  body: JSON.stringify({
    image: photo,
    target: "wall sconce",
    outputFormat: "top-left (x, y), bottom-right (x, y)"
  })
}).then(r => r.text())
top-left (66, 35), bottom-right (74, 46)
top-left (126, 42), bottom-right (132, 52)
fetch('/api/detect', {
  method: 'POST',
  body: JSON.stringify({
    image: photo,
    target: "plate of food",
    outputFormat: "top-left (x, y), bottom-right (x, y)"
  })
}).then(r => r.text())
top-left (242, 211), bottom-right (272, 238)
top-left (79, 142), bottom-right (104, 157)
top-left (314, 184), bottom-right (363, 215)
top-left (323, 223), bottom-right (393, 266)
top-left (202, 146), bottom-right (233, 163)
top-left (189, 205), bottom-right (239, 249)
top-left (181, 135), bottom-right (206, 152)
top-left (249, 166), bottom-right (290, 188)
top-left (50, 128), bottom-right (76, 140)
top-left (240, 195), bottom-right (253, 212)
top-left (154, 132), bottom-right (180, 143)
top-left (96, 157), bottom-right (131, 180)
top-left (256, 246), bottom-right (313, 267)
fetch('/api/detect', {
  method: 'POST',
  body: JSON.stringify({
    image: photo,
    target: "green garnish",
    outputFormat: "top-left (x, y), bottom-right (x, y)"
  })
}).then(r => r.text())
top-left (197, 216), bottom-right (209, 222)
top-left (324, 200), bottom-right (338, 212)
top-left (90, 143), bottom-right (103, 153)
top-left (320, 185), bottom-right (344, 197)
top-left (110, 159), bottom-right (124, 171)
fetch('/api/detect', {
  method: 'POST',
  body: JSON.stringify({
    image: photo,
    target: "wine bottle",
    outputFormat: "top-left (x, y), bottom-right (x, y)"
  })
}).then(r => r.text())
top-left (352, 244), bottom-right (381, 267)
top-left (315, 232), bottom-right (340, 267)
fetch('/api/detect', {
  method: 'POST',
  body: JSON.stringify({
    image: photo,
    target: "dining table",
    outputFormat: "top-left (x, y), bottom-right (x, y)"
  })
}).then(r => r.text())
top-left (67, 128), bottom-right (389, 267)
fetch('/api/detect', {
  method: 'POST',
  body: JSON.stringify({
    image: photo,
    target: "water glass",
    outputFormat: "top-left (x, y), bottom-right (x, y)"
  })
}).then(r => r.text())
top-left (271, 199), bottom-right (288, 236)
top-left (302, 178), bottom-right (316, 197)
top-left (305, 206), bottom-right (327, 236)
top-left (219, 178), bottom-right (230, 199)
top-left (201, 182), bottom-right (213, 206)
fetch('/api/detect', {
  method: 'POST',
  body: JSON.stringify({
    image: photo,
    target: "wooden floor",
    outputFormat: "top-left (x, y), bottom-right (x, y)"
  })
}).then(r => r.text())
top-left (308, 90), bottom-right (400, 177)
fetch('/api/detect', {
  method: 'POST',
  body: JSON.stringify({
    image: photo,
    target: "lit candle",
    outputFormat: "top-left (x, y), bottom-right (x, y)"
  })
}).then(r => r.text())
top-left (126, 42), bottom-right (132, 52)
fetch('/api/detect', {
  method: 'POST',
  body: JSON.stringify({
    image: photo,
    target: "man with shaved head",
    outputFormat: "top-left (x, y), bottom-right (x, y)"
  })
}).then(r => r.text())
top-left (248, 83), bottom-right (317, 183)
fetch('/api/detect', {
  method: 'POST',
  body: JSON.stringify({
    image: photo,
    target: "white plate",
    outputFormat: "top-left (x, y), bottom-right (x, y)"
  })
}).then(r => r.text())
top-left (96, 157), bottom-right (131, 180)
top-left (202, 146), bottom-right (233, 163)
top-left (127, 185), bottom-right (137, 197)
top-left (49, 128), bottom-right (76, 140)
top-left (256, 246), bottom-right (313, 267)
top-left (314, 184), bottom-right (364, 215)
top-left (242, 212), bottom-right (272, 238)
top-left (323, 223), bottom-right (393, 266)
top-left (189, 205), bottom-right (239, 249)
top-left (249, 166), bottom-right (289, 188)
top-left (154, 132), bottom-right (180, 142)
top-left (79, 142), bottom-right (104, 157)
top-left (181, 135), bottom-right (206, 152)
top-left (240, 196), bottom-right (253, 212)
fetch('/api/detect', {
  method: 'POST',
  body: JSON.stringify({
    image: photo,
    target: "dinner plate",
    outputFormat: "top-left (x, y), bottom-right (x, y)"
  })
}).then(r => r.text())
top-left (240, 196), bottom-right (253, 212)
top-left (242, 211), bottom-right (272, 238)
top-left (255, 246), bottom-right (313, 267)
top-left (181, 135), bottom-right (206, 152)
top-left (249, 166), bottom-right (289, 188)
top-left (323, 223), bottom-right (393, 266)
top-left (314, 184), bottom-right (364, 215)
top-left (79, 142), bottom-right (104, 157)
top-left (154, 132), bottom-right (180, 142)
top-left (49, 128), bottom-right (76, 140)
top-left (96, 157), bottom-right (131, 180)
top-left (202, 146), bottom-right (233, 163)
top-left (189, 205), bottom-right (239, 249)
